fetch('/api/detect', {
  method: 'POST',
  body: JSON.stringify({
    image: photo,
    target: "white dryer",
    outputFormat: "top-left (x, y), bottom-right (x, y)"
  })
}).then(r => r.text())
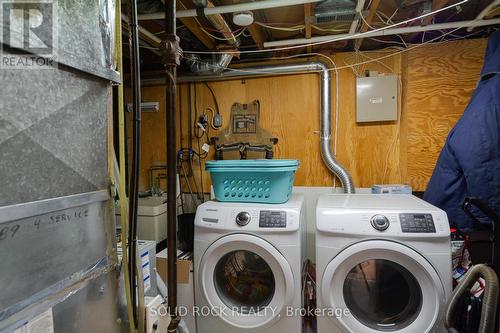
top-left (194, 194), bottom-right (305, 333)
top-left (315, 194), bottom-right (452, 333)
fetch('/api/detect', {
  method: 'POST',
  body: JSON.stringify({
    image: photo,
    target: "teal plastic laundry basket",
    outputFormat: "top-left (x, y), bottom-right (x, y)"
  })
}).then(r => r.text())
top-left (205, 159), bottom-right (299, 203)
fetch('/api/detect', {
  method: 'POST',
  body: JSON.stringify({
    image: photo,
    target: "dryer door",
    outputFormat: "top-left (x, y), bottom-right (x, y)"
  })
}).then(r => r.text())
top-left (199, 233), bottom-right (294, 329)
top-left (321, 240), bottom-right (446, 332)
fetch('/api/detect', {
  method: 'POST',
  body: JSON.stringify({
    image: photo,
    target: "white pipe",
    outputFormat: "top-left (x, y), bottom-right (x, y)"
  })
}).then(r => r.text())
top-left (467, 0), bottom-right (500, 32)
top-left (264, 18), bottom-right (500, 47)
top-left (138, 0), bottom-right (322, 20)
top-left (349, 0), bottom-right (366, 34)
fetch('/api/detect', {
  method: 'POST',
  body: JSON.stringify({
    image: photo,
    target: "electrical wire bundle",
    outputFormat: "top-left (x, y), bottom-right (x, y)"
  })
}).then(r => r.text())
top-left (177, 82), bottom-right (223, 210)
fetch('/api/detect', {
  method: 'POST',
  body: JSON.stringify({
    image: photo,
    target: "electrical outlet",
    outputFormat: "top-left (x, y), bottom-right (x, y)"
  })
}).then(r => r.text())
top-left (213, 113), bottom-right (223, 129)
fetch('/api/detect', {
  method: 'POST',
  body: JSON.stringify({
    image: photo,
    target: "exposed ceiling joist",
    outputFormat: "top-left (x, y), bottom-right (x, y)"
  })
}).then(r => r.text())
top-left (304, 3), bottom-right (313, 52)
top-left (349, 0), bottom-right (367, 34)
top-left (354, 0), bottom-right (381, 50)
top-left (179, 17), bottom-right (217, 49)
top-left (486, 7), bottom-right (500, 18)
top-left (173, 0), bottom-right (217, 50)
top-left (247, 24), bottom-right (266, 49)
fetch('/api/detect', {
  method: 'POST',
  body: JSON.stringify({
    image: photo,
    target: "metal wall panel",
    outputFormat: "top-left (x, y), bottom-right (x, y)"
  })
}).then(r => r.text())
top-left (0, 61), bottom-right (109, 206)
top-left (52, 271), bottom-right (124, 333)
top-left (2, 270), bottom-right (124, 333)
top-left (0, 0), bottom-right (119, 81)
top-left (0, 1), bottom-right (124, 331)
top-left (0, 192), bottom-right (111, 321)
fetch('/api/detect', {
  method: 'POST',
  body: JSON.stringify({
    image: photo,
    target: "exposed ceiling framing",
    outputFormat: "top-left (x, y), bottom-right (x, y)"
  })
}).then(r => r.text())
top-left (354, 0), bottom-right (381, 50)
top-left (123, 0), bottom-right (500, 72)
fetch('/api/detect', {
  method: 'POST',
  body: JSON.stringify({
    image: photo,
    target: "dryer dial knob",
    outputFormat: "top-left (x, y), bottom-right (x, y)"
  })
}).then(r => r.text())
top-left (371, 214), bottom-right (390, 231)
top-left (236, 212), bottom-right (251, 226)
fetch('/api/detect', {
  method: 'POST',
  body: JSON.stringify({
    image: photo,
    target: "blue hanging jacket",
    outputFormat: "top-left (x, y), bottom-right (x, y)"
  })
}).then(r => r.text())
top-left (424, 31), bottom-right (500, 231)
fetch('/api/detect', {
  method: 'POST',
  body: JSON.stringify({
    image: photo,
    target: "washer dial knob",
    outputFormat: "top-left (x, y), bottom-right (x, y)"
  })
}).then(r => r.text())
top-left (236, 212), bottom-right (251, 226)
top-left (371, 214), bottom-right (390, 231)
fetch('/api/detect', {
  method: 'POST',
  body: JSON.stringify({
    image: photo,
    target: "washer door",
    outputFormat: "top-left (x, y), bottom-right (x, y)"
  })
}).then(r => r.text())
top-left (199, 233), bottom-right (294, 329)
top-left (321, 240), bottom-right (445, 332)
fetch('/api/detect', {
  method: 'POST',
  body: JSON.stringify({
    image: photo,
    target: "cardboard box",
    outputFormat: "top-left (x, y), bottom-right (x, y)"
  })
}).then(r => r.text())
top-left (156, 248), bottom-right (197, 333)
top-left (156, 248), bottom-right (192, 284)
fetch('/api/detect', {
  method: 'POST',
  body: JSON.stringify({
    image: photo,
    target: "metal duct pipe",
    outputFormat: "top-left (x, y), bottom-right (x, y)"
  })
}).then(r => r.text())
top-left (185, 53), bottom-right (233, 75)
top-left (172, 62), bottom-right (355, 192)
top-left (315, 62), bottom-right (355, 193)
top-left (186, 0), bottom-right (238, 75)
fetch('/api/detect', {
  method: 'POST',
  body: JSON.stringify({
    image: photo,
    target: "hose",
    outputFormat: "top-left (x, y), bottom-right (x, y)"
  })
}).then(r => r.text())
top-left (115, 1), bottom-right (135, 332)
top-left (126, 0), bottom-right (142, 328)
top-left (445, 264), bottom-right (499, 333)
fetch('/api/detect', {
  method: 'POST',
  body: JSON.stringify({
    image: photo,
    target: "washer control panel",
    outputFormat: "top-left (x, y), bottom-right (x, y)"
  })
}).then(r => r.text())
top-left (235, 211), bottom-right (251, 226)
top-left (259, 210), bottom-right (287, 228)
top-left (399, 213), bottom-right (436, 233)
top-left (371, 214), bottom-right (390, 231)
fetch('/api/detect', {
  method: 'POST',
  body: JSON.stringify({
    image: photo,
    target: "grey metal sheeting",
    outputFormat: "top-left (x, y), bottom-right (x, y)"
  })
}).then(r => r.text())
top-left (0, 61), bottom-right (110, 206)
top-left (0, 0), bottom-right (119, 81)
top-left (0, 191), bottom-right (121, 331)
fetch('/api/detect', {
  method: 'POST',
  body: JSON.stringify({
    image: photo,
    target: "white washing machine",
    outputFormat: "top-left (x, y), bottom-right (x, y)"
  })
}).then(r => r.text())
top-left (316, 194), bottom-right (452, 333)
top-left (193, 194), bottom-right (305, 333)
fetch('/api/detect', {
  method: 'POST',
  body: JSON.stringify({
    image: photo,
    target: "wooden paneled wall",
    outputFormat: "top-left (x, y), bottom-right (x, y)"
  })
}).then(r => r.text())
top-left (127, 38), bottom-right (487, 192)
top-left (402, 38), bottom-right (487, 190)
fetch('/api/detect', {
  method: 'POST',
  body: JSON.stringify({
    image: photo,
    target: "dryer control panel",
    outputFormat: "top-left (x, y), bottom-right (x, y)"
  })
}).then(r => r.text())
top-left (259, 210), bottom-right (286, 228)
top-left (399, 213), bottom-right (436, 233)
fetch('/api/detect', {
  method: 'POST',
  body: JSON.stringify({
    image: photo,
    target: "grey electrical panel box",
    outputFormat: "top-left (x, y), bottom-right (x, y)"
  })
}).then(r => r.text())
top-left (356, 75), bottom-right (398, 122)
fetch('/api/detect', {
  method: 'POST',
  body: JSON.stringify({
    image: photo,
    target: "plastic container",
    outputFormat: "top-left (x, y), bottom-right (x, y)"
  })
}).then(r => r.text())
top-left (205, 159), bottom-right (299, 203)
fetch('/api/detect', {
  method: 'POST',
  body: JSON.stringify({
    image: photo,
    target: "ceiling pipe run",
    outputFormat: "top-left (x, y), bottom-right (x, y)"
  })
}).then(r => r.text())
top-left (148, 62), bottom-right (356, 193)
top-left (138, 0), bottom-right (323, 20)
top-left (263, 18), bottom-right (500, 47)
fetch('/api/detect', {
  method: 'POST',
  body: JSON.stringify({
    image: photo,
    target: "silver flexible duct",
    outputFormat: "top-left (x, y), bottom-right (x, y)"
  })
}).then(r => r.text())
top-left (185, 53), bottom-right (234, 75)
top-left (316, 62), bottom-right (355, 193)
top-left (187, 0), bottom-right (238, 75)
top-left (169, 62), bottom-right (356, 192)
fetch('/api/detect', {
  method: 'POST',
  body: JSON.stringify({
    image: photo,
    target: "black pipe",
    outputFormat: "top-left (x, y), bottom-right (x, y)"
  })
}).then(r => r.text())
top-left (126, 0), bottom-right (141, 328)
top-left (163, 0), bottom-right (182, 331)
top-left (188, 84), bottom-right (193, 151)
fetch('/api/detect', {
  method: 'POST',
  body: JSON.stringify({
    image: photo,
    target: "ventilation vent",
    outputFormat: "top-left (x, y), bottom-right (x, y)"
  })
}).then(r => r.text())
top-left (314, 0), bottom-right (357, 23)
